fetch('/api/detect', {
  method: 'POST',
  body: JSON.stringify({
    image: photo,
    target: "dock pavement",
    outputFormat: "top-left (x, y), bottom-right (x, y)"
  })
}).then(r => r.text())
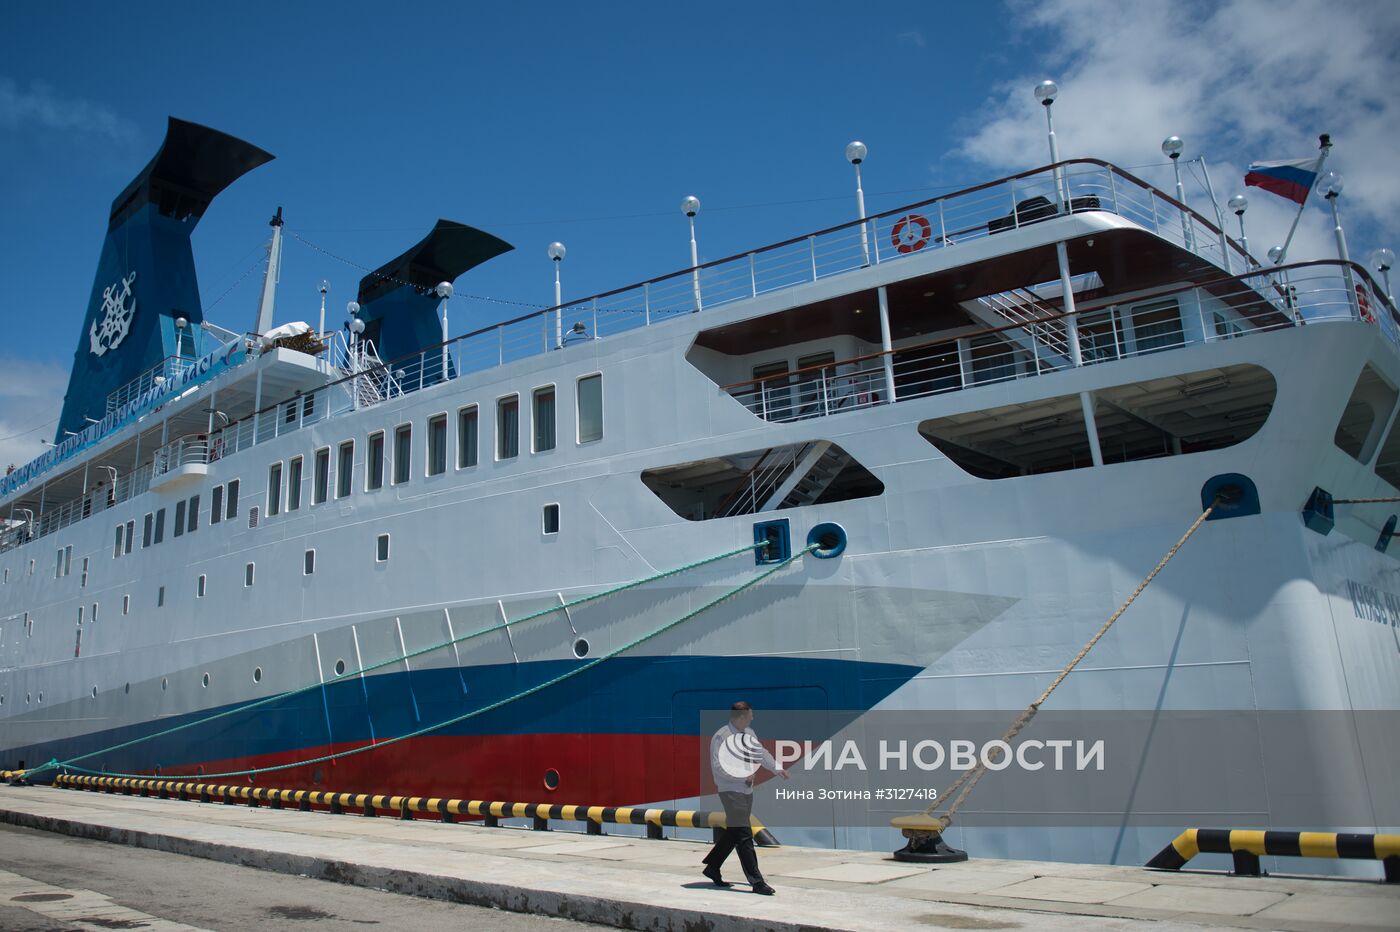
top-left (0, 784), bottom-right (1395, 931)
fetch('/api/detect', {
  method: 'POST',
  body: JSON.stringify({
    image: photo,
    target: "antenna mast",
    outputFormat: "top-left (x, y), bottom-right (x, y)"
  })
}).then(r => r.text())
top-left (254, 207), bottom-right (284, 335)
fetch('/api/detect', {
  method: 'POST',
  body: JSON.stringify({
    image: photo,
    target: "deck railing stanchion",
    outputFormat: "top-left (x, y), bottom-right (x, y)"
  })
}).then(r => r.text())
top-left (877, 285), bottom-right (897, 403)
top-left (749, 253), bottom-right (757, 297)
top-left (938, 201), bottom-right (947, 247)
top-left (809, 236), bottom-right (818, 282)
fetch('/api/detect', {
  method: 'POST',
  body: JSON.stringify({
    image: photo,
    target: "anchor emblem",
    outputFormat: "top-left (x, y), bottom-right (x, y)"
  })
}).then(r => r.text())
top-left (90, 270), bottom-right (137, 356)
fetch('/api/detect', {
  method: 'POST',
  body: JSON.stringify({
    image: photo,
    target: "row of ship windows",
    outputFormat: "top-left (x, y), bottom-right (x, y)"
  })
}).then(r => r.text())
top-left (1, 633), bottom-right (595, 711)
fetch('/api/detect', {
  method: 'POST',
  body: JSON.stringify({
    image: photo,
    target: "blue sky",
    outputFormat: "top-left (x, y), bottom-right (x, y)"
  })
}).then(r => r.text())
top-left (3, 0), bottom-right (1398, 464)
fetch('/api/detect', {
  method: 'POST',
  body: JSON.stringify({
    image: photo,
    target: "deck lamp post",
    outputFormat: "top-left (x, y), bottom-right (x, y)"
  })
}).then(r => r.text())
top-left (1319, 172), bottom-right (1360, 318)
top-left (1370, 248), bottom-right (1395, 308)
top-left (548, 242), bottom-right (566, 348)
top-left (1162, 136), bottom-right (1193, 251)
top-left (1034, 80), bottom-right (1065, 208)
top-left (435, 282), bottom-right (453, 381)
top-left (682, 196), bottom-right (702, 312)
top-left (1228, 194), bottom-right (1249, 264)
top-left (347, 301), bottom-right (362, 360)
top-left (846, 141), bottom-right (870, 265)
top-left (318, 281), bottom-right (328, 340)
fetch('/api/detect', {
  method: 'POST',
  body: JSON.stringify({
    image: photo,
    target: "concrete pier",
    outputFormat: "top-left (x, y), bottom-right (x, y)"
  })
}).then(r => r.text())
top-left (1, 785), bottom-right (1396, 931)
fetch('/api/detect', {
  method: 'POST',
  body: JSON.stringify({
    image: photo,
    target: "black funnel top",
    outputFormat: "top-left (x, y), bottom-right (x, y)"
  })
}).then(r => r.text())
top-left (358, 219), bottom-right (514, 304)
top-left (108, 117), bottom-right (274, 230)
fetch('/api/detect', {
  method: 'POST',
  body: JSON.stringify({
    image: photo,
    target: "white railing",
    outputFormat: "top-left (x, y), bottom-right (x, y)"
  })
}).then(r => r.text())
top-left (726, 261), bottom-right (1395, 423)
top-left (152, 434), bottom-right (211, 477)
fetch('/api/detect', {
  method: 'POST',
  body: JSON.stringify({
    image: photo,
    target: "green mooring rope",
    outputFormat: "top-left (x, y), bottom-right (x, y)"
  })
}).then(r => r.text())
top-left (38, 540), bottom-right (808, 781)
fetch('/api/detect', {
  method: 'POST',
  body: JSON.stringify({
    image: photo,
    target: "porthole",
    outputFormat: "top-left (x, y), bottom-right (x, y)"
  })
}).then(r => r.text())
top-left (572, 637), bottom-right (590, 659)
top-left (543, 768), bottom-right (560, 791)
top-left (91, 686), bottom-right (98, 699)
top-left (124, 683), bottom-right (130, 695)
top-left (253, 666), bottom-right (263, 684)
top-left (25, 693), bottom-right (31, 705)
top-left (161, 677), bottom-right (168, 691)
top-left (36, 691), bottom-right (42, 704)
top-left (201, 672), bottom-right (210, 688)
top-left (0, 696), bottom-right (4, 706)
top-left (335, 659), bottom-right (346, 676)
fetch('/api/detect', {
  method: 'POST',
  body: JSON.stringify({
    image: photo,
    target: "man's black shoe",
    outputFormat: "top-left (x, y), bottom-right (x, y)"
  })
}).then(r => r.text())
top-left (752, 882), bottom-right (776, 896)
top-left (702, 866), bottom-right (733, 888)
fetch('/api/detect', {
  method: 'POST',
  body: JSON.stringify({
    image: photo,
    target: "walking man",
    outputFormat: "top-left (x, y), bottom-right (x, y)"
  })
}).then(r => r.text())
top-left (702, 701), bottom-right (788, 895)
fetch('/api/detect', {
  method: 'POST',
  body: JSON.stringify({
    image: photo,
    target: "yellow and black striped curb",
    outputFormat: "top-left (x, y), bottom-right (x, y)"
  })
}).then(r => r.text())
top-left (1147, 829), bottom-right (1400, 882)
top-left (51, 774), bottom-right (778, 845)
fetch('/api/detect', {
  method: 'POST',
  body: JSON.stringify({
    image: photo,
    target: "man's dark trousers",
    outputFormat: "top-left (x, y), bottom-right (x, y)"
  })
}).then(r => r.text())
top-left (703, 791), bottom-right (763, 884)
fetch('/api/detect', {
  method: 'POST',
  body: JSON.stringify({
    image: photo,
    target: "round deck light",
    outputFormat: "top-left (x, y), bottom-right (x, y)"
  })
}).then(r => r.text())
top-left (1371, 248), bottom-right (1396, 273)
top-left (1034, 79), bottom-right (1058, 105)
top-left (1319, 170), bottom-right (1344, 197)
top-left (681, 195), bottom-right (701, 217)
top-left (547, 241), bottom-right (566, 261)
top-left (347, 301), bottom-right (360, 316)
top-left (350, 318), bottom-right (365, 334)
top-left (434, 281), bottom-right (453, 299)
top-left (1161, 136), bottom-right (1184, 159)
top-left (1228, 194), bottom-right (1248, 216)
top-left (1268, 246), bottom-right (1284, 265)
top-left (845, 141), bottom-right (867, 165)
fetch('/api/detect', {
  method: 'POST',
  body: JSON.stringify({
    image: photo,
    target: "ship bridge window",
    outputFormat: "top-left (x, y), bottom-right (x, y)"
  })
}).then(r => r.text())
top-left (641, 440), bottom-right (883, 520)
top-left (922, 364), bottom-right (1277, 479)
top-left (1335, 364), bottom-right (1397, 464)
top-left (578, 374), bottom-right (603, 444)
top-left (533, 387), bottom-right (556, 453)
top-left (457, 407), bottom-right (478, 468)
top-left (497, 396), bottom-right (519, 460)
top-left (428, 414), bottom-right (448, 476)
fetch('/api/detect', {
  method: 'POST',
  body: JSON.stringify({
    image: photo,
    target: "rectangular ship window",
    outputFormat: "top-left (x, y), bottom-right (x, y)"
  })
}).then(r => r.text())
top-left (114, 525), bottom-right (124, 559)
top-left (122, 595), bottom-right (130, 615)
top-left (197, 574), bottom-right (207, 598)
top-left (211, 486), bottom-right (224, 525)
top-left (245, 562), bottom-right (255, 587)
top-left (304, 549), bottom-right (315, 575)
top-left (457, 406), bottom-right (478, 468)
top-left (533, 387), bottom-right (556, 452)
top-left (543, 503), bottom-right (560, 534)
top-left (143, 514), bottom-right (154, 548)
top-left (368, 432), bottom-right (385, 490)
top-left (226, 479), bottom-right (240, 520)
top-left (268, 462), bottom-right (283, 516)
top-left (337, 441), bottom-right (354, 498)
top-left (428, 414), bottom-right (447, 476)
top-left (124, 520), bottom-right (134, 554)
top-left (577, 374), bottom-right (602, 443)
top-left (376, 534), bottom-right (390, 562)
top-left (153, 510), bottom-right (165, 544)
top-left (497, 395), bottom-right (519, 460)
top-left (313, 448), bottom-right (330, 504)
top-left (394, 425), bottom-right (412, 484)
top-left (174, 499), bottom-right (186, 536)
top-left (287, 457), bottom-right (303, 511)
top-left (157, 586), bottom-right (165, 608)
top-left (187, 494), bottom-right (199, 533)
top-left (80, 556), bottom-right (88, 587)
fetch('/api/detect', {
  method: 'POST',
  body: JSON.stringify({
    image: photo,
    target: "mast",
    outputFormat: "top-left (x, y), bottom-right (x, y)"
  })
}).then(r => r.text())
top-left (254, 207), bottom-right (284, 336)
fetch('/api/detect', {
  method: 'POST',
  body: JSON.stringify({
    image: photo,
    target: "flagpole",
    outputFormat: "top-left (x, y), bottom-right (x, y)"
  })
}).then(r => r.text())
top-left (1276, 133), bottom-right (1332, 265)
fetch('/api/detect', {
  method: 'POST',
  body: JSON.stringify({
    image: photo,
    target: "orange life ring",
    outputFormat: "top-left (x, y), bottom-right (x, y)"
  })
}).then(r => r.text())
top-left (1358, 285), bottom-right (1375, 323)
top-left (891, 214), bottom-right (932, 254)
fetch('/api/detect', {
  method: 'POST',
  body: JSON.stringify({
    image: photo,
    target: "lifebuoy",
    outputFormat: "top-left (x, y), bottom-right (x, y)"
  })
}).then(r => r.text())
top-left (891, 214), bottom-right (932, 254)
top-left (1357, 285), bottom-right (1375, 323)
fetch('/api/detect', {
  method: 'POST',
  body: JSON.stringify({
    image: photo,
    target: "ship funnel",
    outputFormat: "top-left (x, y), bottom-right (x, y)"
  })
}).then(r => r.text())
top-left (354, 220), bottom-right (513, 384)
top-left (56, 117), bottom-right (274, 440)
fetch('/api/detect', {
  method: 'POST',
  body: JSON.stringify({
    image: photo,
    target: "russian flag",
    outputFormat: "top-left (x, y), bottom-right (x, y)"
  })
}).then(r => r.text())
top-left (1245, 157), bottom-right (1321, 205)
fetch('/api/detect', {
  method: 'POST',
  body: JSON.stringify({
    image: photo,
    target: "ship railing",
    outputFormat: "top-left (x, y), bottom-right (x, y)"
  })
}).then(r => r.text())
top-left (338, 159), bottom-right (1256, 407)
top-left (724, 261), bottom-right (1396, 422)
top-left (0, 459), bottom-right (156, 554)
top-left (152, 434), bottom-right (211, 476)
top-left (104, 355), bottom-right (199, 417)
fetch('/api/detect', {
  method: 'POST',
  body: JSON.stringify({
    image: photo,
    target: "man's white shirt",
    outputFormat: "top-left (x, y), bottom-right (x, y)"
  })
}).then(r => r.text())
top-left (710, 722), bottom-right (779, 794)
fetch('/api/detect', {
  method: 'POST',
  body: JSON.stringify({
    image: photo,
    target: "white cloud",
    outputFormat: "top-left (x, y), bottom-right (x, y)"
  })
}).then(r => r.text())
top-left (0, 77), bottom-right (138, 146)
top-left (955, 0), bottom-right (1400, 263)
top-left (898, 30), bottom-right (927, 49)
top-left (0, 357), bottom-right (67, 473)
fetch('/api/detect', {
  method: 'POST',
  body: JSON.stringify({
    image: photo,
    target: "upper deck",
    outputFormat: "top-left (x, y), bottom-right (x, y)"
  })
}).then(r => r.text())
top-left (1, 158), bottom-right (1394, 553)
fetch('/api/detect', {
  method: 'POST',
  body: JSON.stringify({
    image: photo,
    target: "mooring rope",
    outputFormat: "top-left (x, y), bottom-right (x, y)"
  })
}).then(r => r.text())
top-left (54, 543), bottom-right (816, 782)
top-left (923, 500), bottom-right (1219, 831)
top-left (23, 539), bottom-right (769, 780)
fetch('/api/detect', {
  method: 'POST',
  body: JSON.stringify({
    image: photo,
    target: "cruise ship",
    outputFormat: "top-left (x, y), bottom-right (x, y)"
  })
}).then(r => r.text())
top-left (2, 117), bottom-right (1397, 868)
